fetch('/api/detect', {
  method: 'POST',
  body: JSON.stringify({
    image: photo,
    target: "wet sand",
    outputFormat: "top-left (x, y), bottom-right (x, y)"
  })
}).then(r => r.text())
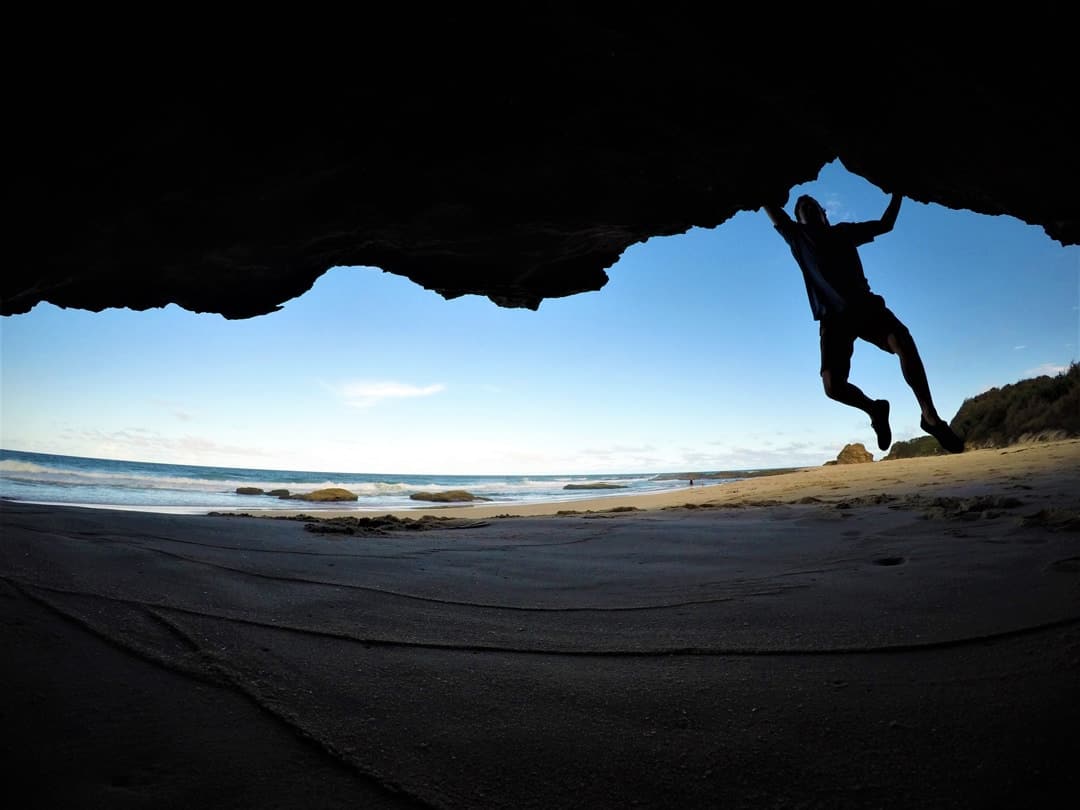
top-left (2, 439), bottom-right (1079, 808)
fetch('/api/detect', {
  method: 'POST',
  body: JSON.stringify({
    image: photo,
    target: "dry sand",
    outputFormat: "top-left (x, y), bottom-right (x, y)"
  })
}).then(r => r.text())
top-left (2, 439), bottom-right (1079, 809)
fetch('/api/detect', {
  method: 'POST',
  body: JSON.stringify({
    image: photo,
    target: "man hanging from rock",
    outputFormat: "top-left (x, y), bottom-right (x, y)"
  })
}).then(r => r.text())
top-left (763, 190), bottom-right (964, 454)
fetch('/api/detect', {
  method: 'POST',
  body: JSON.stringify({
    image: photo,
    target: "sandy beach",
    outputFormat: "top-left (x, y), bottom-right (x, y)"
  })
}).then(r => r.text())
top-left (226, 438), bottom-right (1080, 522)
top-left (2, 439), bottom-right (1079, 808)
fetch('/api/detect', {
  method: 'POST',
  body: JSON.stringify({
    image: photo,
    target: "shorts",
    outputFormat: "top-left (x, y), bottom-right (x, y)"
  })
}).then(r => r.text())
top-left (819, 295), bottom-right (910, 376)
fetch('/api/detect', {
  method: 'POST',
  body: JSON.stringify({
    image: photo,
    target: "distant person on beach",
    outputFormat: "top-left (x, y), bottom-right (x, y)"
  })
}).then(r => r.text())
top-left (763, 191), bottom-right (964, 454)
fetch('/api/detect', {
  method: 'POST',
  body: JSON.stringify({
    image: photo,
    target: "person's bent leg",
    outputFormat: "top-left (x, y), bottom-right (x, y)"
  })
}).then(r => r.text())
top-left (821, 369), bottom-right (875, 413)
top-left (820, 321), bottom-right (891, 450)
top-left (886, 329), bottom-right (964, 453)
top-left (887, 329), bottom-right (939, 422)
top-left (822, 370), bottom-right (892, 451)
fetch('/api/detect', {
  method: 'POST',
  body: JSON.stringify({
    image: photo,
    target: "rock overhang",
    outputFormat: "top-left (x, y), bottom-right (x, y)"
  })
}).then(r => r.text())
top-left (4, 26), bottom-right (1076, 319)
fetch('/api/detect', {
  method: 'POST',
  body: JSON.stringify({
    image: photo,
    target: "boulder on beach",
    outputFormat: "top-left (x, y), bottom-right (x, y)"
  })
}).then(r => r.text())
top-left (563, 482), bottom-right (627, 490)
top-left (824, 443), bottom-right (875, 466)
top-left (235, 487), bottom-right (264, 495)
top-left (410, 490), bottom-right (491, 503)
top-left (283, 488), bottom-right (358, 502)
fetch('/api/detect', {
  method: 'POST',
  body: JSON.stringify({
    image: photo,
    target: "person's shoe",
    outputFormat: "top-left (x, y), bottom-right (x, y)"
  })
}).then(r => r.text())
top-left (870, 399), bottom-right (891, 452)
top-left (921, 416), bottom-right (965, 454)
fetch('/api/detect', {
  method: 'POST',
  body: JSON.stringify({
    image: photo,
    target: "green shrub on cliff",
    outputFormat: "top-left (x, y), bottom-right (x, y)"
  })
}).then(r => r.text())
top-left (884, 436), bottom-right (946, 460)
top-left (951, 362), bottom-right (1078, 447)
top-left (885, 363), bottom-right (1078, 459)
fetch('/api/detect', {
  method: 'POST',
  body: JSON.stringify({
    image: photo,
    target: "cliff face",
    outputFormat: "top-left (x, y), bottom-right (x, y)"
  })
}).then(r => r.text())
top-left (5, 21), bottom-right (1076, 319)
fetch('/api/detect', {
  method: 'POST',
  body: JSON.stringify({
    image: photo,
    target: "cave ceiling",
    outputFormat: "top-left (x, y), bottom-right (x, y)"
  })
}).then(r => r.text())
top-left (5, 22), bottom-right (1076, 319)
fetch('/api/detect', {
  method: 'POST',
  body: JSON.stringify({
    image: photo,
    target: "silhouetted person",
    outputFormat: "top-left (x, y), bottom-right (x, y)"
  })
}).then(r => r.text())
top-left (763, 191), bottom-right (964, 454)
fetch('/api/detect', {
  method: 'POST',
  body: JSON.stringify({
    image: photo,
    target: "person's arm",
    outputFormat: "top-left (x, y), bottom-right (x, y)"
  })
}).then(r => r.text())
top-left (848, 192), bottom-right (902, 244)
top-left (878, 192), bottom-right (902, 233)
top-left (763, 202), bottom-right (791, 228)
top-left (760, 185), bottom-right (792, 229)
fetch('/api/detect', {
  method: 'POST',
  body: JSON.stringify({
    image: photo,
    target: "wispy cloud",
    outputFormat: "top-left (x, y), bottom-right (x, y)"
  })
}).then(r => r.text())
top-left (62, 428), bottom-right (275, 461)
top-left (150, 397), bottom-right (197, 422)
top-left (338, 380), bottom-right (446, 408)
top-left (822, 195), bottom-right (850, 222)
top-left (1023, 363), bottom-right (1068, 378)
top-left (582, 444), bottom-right (657, 456)
top-left (1013, 345), bottom-right (1027, 350)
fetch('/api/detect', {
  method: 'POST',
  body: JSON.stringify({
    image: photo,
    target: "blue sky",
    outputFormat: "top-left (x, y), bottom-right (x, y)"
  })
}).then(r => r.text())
top-left (2, 161), bottom-right (1077, 475)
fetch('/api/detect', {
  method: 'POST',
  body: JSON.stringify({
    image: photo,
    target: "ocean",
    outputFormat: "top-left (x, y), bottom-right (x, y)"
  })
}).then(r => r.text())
top-left (0, 449), bottom-right (742, 516)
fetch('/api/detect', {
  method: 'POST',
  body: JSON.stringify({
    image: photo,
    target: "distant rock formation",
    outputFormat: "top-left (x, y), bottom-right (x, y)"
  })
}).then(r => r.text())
top-left (236, 486), bottom-right (292, 497)
top-left (825, 443), bottom-right (874, 466)
top-left (410, 490), bottom-right (491, 503)
top-left (563, 483), bottom-right (627, 490)
top-left (283, 488), bottom-right (358, 502)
